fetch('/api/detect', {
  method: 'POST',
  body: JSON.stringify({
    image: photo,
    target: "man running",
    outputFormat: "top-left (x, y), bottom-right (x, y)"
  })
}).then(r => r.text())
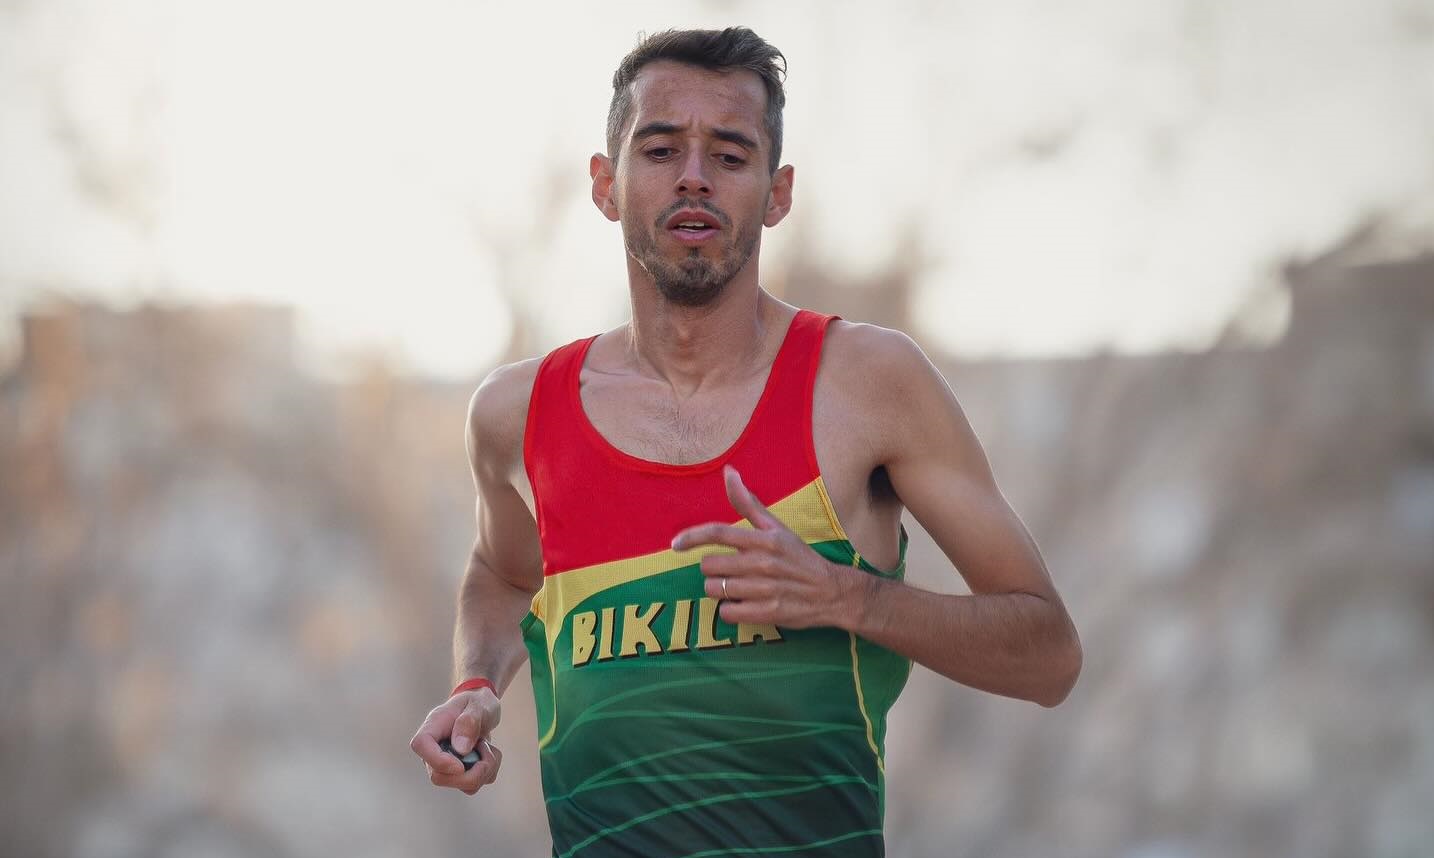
top-left (411, 26), bottom-right (1082, 857)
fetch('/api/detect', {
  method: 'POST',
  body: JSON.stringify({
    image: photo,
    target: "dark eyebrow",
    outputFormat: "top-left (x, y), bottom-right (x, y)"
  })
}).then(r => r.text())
top-left (712, 128), bottom-right (759, 150)
top-left (632, 122), bottom-right (759, 151)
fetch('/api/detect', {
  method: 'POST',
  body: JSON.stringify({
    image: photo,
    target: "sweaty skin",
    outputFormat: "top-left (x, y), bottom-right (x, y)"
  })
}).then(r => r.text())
top-left (410, 60), bottom-right (1082, 797)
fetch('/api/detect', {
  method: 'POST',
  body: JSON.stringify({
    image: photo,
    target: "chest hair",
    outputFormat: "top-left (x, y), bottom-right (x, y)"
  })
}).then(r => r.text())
top-left (582, 374), bottom-right (766, 465)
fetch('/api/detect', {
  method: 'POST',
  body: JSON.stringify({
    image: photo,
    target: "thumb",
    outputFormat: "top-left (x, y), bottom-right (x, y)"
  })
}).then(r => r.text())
top-left (450, 694), bottom-right (498, 755)
top-left (723, 465), bottom-right (778, 530)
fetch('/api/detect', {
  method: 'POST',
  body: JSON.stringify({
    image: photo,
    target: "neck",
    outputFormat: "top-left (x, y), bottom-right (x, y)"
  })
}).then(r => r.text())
top-left (622, 258), bottom-right (778, 394)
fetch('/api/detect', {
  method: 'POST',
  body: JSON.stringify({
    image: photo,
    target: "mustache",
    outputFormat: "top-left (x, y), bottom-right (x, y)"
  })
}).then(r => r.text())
top-left (654, 200), bottom-right (732, 230)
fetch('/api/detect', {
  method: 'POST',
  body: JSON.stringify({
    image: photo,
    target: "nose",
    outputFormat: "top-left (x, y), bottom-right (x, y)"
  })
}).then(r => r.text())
top-left (675, 148), bottom-right (712, 197)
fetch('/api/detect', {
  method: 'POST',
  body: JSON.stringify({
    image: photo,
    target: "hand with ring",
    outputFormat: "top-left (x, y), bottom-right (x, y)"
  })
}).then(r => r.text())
top-left (671, 465), bottom-right (862, 630)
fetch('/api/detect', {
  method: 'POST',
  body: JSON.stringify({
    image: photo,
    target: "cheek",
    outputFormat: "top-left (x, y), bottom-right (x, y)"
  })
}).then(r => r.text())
top-left (734, 199), bottom-right (768, 238)
top-left (737, 184), bottom-right (772, 219)
top-left (615, 181), bottom-right (661, 223)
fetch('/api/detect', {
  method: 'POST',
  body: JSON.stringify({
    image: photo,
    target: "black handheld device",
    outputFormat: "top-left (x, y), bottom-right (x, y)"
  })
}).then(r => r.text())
top-left (438, 738), bottom-right (482, 771)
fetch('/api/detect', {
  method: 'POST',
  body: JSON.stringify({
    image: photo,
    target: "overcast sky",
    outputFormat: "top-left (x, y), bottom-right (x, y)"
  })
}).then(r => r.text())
top-left (2, 0), bottom-right (1431, 378)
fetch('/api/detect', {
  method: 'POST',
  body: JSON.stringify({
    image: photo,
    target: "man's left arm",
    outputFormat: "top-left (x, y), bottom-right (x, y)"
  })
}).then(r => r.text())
top-left (841, 332), bottom-right (1082, 707)
top-left (673, 329), bottom-right (1081, 708)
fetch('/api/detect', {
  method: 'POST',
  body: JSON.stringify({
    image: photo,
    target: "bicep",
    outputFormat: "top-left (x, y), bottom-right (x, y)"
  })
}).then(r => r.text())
top-left (880, 346), bottom-right (1057, 600)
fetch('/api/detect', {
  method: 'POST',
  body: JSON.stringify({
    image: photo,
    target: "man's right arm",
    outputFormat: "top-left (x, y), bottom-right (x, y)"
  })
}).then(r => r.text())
top-left (410, 358), bottom-right (544, 796)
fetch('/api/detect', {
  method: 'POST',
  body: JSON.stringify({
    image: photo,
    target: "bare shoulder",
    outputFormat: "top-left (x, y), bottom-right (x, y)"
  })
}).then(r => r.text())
top-left (817, 318), bottom-right (968, 469)
top-left (466, 356), bottom-right (544, 483)
top-left (819, 318), bottom-right (943, 404)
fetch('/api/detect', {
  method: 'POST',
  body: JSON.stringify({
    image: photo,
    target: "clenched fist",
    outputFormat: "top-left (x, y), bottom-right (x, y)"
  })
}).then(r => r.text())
top-left (410, 687), bottom-right (504, 795)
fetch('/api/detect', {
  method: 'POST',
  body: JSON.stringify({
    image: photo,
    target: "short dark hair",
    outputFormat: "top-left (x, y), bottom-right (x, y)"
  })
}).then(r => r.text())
top-left (606, 27), bottom-right (788, 174)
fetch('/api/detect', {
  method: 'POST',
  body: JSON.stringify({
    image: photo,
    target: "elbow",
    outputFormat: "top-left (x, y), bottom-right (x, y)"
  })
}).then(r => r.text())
top-left (1035, 631), bottom-right (1083, 709)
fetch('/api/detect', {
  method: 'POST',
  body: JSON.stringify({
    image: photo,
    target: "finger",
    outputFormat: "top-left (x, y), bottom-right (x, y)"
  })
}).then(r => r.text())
top-left (411, 706), bottom-right (464, 775)
top-left (698, 551), bottom-right (757, 579)
top-left (705, 574), bottom-right (733, 602)
top-left (672, 522), bottom-right (770, 553)
top-left (724, 465), bottom-right (780, 530)
top-left (420, 747), bottom-right (463, 777)
top-left (703, 574), bottom-right (775, 602)
top-left (456, 739), bottom-right (502, 795)
top-left (479, 739), bottom-right (503, 787)
top-left (718, 598), bottom-right (780, 625)
top-left (430, 754), bottom-right (485, 793)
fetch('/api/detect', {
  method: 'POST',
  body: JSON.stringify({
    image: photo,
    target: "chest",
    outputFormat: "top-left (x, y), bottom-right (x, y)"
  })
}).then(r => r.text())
top-left (578, 369), bottom-right (770, 467)
top-left (567, 365), bottom-right (893, 567)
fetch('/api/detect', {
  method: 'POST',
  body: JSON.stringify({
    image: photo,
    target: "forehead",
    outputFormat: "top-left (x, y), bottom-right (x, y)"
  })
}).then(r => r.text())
top-left (627, 61), bottom-right (768, 138)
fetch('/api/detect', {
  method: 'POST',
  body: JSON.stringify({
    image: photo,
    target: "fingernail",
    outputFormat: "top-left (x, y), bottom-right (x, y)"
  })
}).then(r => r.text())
top-left (452, 736), bottom-right (469, 755)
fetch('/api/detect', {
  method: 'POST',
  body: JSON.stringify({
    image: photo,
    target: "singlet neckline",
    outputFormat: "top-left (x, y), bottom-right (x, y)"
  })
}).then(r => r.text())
top-left (569, 309), bottom-right (806, 475)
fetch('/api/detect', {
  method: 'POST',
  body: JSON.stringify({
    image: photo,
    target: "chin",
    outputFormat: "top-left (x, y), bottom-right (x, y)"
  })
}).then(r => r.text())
top-left (652, 261), bottom-right (729, 306)
top-left (656, 281), bottom-right (727, 307)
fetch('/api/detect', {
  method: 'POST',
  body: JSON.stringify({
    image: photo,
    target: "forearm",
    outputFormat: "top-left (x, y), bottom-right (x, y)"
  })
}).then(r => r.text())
top-left (837, 566), bottom-right (1081, 707)
top-left (452, 551), bottom-right (538, 693)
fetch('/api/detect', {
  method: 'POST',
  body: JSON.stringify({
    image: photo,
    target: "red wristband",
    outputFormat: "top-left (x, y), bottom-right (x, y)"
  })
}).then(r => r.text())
top-left (450, 678), bottom-right (496, 698)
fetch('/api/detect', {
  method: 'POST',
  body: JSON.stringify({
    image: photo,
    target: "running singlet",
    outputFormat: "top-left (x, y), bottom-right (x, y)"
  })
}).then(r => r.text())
top-left (521, 309), bottom-right (912, 857)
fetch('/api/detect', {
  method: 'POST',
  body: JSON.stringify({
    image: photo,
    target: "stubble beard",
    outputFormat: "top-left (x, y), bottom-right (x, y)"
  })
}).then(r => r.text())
top-left (625, 211), bottom-right (762, 308)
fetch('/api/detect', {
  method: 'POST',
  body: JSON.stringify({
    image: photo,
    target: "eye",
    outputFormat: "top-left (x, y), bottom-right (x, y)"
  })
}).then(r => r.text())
top-left (717, 153), bottom-right (745, 166)
top-left (646, 147), bottom-right (675, 160)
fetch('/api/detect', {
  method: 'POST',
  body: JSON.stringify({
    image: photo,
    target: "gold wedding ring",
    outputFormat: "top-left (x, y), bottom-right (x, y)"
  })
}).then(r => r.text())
top-left (721, 577), bottom-right (730, 600)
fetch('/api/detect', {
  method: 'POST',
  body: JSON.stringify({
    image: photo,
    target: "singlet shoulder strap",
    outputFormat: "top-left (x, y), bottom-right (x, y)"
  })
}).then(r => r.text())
top-left (732, 308), bottom-right (840, 484)
top-left (794, 310), bottom-right (841, 478)
top-left (522, 334), bottom-right (598, 544)
top-left (523, 335), bottom-right (593, 461)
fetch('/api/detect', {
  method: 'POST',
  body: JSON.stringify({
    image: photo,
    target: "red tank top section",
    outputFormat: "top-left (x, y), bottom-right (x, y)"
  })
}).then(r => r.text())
top-left (523, 309), bottom-right (838, 575)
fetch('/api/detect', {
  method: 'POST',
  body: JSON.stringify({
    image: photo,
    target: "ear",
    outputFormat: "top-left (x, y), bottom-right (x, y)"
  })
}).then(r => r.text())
top-left (590, 153), bottom-right (621, 222)
top-left (763, 164), bottom-right (794, 228)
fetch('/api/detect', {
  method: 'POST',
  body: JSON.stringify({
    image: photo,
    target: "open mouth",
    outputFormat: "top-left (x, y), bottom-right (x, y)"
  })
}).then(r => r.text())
top-left (664, 210), bottom-right (723, 244)
top-left (669, 221), bottom-right (718, 242)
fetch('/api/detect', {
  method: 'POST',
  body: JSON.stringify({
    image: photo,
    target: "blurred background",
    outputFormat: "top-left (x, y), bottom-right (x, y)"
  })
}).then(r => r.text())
top-left (2, 1), bottom-right (1432, 856)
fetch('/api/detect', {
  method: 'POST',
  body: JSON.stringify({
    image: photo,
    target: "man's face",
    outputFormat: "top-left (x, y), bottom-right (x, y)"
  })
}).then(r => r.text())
top-left (593, 61), bottom-right (793, 307)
